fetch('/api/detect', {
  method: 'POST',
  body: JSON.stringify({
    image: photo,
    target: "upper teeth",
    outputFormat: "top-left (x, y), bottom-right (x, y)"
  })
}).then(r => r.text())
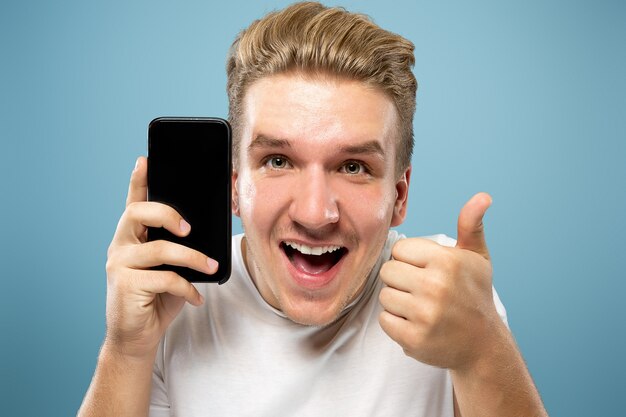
top-left (284, 241), bottom-right (342, 256)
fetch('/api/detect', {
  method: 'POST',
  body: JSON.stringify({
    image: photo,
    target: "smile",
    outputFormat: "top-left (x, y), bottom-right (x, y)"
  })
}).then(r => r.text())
top-left (281, 241), bottom-right (347, 275)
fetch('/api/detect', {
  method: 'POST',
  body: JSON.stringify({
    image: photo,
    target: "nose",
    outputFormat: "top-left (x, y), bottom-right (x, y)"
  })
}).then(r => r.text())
top-left (288, 166), bottom-right (339, 230)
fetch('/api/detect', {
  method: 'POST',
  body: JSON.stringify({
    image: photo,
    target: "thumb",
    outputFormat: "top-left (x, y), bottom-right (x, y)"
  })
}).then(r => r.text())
top-left (456, 192), bottom-right (492, 260)
top-left (126, 156), bottom-right (148, 207)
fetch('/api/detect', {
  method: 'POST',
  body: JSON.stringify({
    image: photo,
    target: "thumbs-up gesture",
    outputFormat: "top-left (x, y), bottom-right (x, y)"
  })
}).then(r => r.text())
top-left (379, 192), bottom-right (503, 370)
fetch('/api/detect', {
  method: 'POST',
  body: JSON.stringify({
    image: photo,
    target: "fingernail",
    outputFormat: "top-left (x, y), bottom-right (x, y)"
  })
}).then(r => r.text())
top-left (180, 219), bottom-right (191, 234)
top-left (207, 258), bottom-right (219, 273)
top-left (133, 158), bottom-right (140, 172)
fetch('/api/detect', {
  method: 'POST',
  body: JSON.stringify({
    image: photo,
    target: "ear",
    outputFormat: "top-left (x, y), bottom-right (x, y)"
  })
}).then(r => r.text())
top-left (231, 169), bottom-right (240, 217)
top-left (390, 166), bottom-right (411, 227)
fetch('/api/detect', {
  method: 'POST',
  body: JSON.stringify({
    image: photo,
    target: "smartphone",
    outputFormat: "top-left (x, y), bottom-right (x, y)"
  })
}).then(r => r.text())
top-left (147, 117), bottom-right (231, 284)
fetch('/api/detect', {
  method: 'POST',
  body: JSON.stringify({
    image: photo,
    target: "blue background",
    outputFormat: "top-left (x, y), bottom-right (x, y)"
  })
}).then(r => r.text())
top-left (1, 0), bottom-right (624, 415)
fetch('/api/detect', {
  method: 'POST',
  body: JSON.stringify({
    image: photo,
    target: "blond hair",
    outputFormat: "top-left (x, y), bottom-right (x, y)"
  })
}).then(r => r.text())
top-left (226, 1), bottom-right (416, 175)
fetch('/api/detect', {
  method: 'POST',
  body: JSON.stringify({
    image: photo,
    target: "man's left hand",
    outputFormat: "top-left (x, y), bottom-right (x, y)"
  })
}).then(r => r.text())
top-left (378, 192), bottom-right (503, 370)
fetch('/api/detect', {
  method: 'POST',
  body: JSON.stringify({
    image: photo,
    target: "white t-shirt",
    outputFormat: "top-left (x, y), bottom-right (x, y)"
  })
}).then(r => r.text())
top-left (150, 231), bottom-right (507, 417)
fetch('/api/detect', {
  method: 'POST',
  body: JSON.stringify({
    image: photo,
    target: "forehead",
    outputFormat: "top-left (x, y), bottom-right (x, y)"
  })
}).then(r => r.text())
top-left (240, 72), bottom-right (399, 155)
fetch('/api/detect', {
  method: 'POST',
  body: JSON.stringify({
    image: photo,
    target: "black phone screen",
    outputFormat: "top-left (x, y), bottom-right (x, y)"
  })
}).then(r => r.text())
top-left (147, 117), bottom-right (231, 284)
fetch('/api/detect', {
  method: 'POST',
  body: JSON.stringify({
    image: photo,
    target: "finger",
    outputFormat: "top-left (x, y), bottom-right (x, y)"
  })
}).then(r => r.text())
top-left (115, 201), bottom-right (190, 244)
top-left (120, 240), bottom-right (218, 274)
top-left (380, 259), bottom-right (425, 293)
top-left (378, 310), bottom-right (416, 348)
top-left (137, 269), bottom-right (204, 306)
top-left (379, 286), bottom-right (417, 321)
top-left (126, 156), bottom-right (148, 207)
top-left (390, 237), bottom-right (445, 268)
top-left (456, 192), bottom-right (491, 260)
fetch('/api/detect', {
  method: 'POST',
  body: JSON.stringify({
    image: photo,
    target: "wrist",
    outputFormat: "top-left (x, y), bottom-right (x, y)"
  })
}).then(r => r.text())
top-left (78, 340), bottom-right (156, 417)
top-left (100, 338), bottom-right (159, 367)
top-left (450, 322), bottom-right (548, 417)
top-left (453, 318), bottom-right (512, 378)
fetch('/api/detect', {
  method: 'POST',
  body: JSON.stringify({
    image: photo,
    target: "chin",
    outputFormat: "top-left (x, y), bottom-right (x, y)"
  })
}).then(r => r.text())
top-left (279, 292), bottom-right (348, 327)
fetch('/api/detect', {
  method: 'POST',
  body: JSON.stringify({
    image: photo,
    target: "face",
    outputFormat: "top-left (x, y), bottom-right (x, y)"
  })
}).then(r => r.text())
top-left (232, 72), bottom-right (410, 326)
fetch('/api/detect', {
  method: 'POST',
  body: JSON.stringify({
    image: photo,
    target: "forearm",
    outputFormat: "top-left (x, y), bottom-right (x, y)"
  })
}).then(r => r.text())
top-left (77, 343), bottom-right (156, 417)
top-left (451, 323), bottom-right (548, 417)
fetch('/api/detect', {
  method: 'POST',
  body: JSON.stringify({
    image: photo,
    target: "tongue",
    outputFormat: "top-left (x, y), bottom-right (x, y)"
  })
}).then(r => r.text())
top-left (291, 251), bottom-right (337, 275)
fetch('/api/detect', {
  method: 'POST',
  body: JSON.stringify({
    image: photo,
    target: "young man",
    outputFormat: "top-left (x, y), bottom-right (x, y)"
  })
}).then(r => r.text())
top-left (79, 2), bottom-right (547, 416)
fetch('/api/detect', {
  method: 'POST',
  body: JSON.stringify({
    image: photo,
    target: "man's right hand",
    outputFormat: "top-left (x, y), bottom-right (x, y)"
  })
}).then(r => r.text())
top-left (103, 156), bottom-right (217, 360)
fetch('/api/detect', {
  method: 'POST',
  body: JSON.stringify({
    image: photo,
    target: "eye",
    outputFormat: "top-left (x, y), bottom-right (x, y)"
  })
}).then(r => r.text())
top-left (265, 156), bottom-right (291, 170)
top-left (341, 161), bottom-right (366, 175)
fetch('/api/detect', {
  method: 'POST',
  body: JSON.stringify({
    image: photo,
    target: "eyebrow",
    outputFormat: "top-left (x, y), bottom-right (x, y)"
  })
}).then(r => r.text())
top-left (249, 135), bottom-right (385, 158)
top-left (248, 135), bottom-right (292, 152)
top-left (338, 140), bottom-right (385, 158)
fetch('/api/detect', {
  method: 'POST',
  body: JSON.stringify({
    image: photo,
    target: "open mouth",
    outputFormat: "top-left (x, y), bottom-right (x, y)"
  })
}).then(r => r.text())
top-left (281, 241), bottom-right (347, 275)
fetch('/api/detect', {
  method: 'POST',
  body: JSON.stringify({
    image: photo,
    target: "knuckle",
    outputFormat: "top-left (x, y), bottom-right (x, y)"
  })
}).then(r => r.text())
top-left (402, 346), bottom-right (418, 359)
top-left (159, 205), bottom-right (185, 233)
top-left (105, 246), bottom-right (123, 276)
top-left (178, 246), bottom-right (203, 268)
top-left (106, 266), bottom-right (125, 290)
top-left (126, 201), bottom-right (141, 218)
top-left (436, 244), bottom-right (453, 261)
top-left (160, 271), bottom-right (178, 287)
top-left (429, 277), bottom-right (450, 302)
top-left (152, 240), bottom-right (171, 260)
top-left (407, 297), bottom-right (421, 318)
top-left (387, 259), bottom-right (404, 275)
top-left (377, 311), bottom-right (387, 329)
top-left (378, 286), bottom-right (391, 304)
top-left (176, 245), bottom-right (195, 264)
top-left (391, 238), bottom-right (412, 258)
top-left (105, 258), bottom-right (115, 275)
top-left (379, 261), bottom-right (393, 280)
top-left (123, 202), bottom-right (145, 227)
top-left (419, 304), bottom-right (440, 329)
top-left (390, 239), bottom-right (404, 256)
top-left (162, 271), bottom-right (192, 296)
top-left (106, 242), bottom-right (116, 260)
top-left (439, 248), bottom-right (461, 272)
top-left (158, 202), bottom-right (181, 220)
top-left (404, 327), bottom-right (423, 353)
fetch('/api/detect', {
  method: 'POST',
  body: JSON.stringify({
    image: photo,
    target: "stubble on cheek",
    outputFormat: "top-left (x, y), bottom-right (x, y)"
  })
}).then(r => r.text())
top-left (373, 185), bottom-right (398, 223)
top-left (236, 171), bottom-right (257, 214)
